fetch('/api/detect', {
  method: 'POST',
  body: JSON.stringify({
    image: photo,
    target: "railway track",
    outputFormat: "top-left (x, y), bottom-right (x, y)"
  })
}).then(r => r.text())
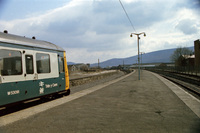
top-left (148, 69), bottom-right (200, 99)
top-left (69, 70), bottom-right (119, 86)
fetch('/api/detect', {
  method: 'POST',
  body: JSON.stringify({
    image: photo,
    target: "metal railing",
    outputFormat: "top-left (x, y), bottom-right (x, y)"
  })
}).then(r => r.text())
top-left (146, 66), bottom-right (200, 76)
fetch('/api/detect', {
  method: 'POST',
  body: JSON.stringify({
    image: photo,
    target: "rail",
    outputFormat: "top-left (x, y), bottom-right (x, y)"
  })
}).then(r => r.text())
top-left (146, 69), bottom-right (200, 98)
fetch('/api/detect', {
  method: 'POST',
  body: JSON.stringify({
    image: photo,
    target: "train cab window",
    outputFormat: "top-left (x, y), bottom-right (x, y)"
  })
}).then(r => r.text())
top-left (59, 57), bottom-right (64, 73)
top-left (0, 49), bottom-right (22, 76)
top-left (36, 53), bottom-right (50, 73)
top-left (25, 55), bottom-right (34, 74)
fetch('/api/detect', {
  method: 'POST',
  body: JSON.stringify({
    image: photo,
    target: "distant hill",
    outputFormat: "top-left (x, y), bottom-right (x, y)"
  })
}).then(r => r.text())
top-left (91, 46), bottom-right (194, 68)
top-left (67, 62), bottom-right (76, 65)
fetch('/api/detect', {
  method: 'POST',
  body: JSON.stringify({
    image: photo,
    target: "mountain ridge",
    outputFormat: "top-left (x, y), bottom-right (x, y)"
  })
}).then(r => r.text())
top-left (91, 46), bottom-right (194, 68)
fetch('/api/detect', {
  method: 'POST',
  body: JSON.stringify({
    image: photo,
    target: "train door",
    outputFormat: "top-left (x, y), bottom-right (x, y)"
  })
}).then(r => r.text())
top-left (22, 50), bottom-right (39, 98)
top-left (24, 51), bottom-right (36, 81)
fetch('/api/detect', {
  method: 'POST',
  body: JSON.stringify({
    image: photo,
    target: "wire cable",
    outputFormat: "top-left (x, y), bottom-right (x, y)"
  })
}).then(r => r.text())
top-left (119, 0), bottom-right (136, 32)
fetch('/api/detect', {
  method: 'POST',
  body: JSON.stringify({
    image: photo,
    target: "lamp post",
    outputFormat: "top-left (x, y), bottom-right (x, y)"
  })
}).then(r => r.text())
top-left (130, 32), bottom-right (146, 80)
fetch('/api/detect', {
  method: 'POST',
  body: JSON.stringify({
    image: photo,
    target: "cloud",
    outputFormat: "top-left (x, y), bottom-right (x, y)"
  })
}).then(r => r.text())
top-left (176, 19), bottom-right (198, 35)
top-left (187, 0), bottom-right (200, 10)
top-left (0, 0), bottom-right (199, 63)
top-left (65, 46), bottom-right (137, 64)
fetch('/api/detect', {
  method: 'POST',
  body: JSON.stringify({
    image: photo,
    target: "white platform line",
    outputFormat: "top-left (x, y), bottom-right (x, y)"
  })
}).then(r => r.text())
top-left (0, 71), bottom-right (134, 127)
top-left (151, 72), bottom-right (200, 118)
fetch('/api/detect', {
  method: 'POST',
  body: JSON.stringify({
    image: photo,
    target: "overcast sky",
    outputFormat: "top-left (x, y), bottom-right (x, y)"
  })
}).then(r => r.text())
top-left (0, 0), bottom-right (199, 64)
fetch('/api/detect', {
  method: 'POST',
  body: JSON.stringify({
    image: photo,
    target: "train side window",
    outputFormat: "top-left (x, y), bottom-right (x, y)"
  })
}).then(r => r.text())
top-left (59, 57), bottom-right (64, 73)
top-left (36, 53), bottom-right (50, 73)
top-left (0, 49), bottom-right (22, 76)
top-left (25, 55), bottom-right (34, 74)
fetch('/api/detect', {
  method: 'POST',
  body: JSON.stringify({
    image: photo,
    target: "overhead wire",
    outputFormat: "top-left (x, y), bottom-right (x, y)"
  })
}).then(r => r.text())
top-left (119, 0), bottom-right (136, 32)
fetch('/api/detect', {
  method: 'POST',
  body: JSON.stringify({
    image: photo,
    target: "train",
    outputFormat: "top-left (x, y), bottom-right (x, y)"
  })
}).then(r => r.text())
top-left (0, 31), bottom-right (70, 107)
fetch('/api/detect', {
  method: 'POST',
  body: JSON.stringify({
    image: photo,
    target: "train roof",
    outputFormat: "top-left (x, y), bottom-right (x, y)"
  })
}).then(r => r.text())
top-left (0, 32), bottom-right (64, 51)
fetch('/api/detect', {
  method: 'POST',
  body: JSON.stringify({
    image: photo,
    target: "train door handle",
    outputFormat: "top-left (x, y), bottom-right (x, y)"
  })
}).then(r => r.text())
top-left (34, 73), bottom-right (38, 80)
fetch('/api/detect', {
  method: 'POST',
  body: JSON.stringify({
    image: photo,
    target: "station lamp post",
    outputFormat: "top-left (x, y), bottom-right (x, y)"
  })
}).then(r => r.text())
top-left (130, 32), bottom-right (146, 80)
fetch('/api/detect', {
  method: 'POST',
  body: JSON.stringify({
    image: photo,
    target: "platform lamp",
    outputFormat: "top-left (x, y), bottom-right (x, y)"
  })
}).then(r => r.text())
top-left (130, 32), bottom-right (146, 80)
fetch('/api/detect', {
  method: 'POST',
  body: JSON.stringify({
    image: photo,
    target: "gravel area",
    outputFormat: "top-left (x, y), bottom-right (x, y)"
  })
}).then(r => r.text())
top-left (69, 70), bottom-right (118, 80)
top-left (70, 71), bottom-right (126, 94)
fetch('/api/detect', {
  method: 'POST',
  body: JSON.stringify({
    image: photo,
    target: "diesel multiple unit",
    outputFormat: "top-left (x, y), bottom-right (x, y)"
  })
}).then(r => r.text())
top-left (0, 32), bottom-right (70, 107)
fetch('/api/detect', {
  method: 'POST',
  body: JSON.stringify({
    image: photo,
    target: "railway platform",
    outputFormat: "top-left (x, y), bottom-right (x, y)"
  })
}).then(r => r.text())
top-left (1, 70), bottom-right (200, 133)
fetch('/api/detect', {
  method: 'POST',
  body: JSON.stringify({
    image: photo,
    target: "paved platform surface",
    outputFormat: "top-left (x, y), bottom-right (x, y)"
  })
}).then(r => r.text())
top-left (1, 70), bottom-right (200, 133)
